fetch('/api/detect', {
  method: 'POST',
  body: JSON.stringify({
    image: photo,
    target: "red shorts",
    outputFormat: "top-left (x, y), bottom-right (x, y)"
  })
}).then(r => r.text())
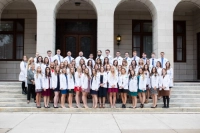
top-left (74, 86), bottom-right (82, 92)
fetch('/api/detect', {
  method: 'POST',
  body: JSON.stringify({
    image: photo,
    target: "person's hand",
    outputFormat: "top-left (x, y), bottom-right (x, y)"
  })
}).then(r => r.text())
top-left (44, 88), bottom-right (46, 91)
top-left (52, 88), bottom-right (55, 90)
top-left (154, 87), bottom-right (156, 90)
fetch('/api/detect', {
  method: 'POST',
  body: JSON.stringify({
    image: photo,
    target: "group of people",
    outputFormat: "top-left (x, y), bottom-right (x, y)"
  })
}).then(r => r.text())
top-left (19, 49), bottom-right (173, 109)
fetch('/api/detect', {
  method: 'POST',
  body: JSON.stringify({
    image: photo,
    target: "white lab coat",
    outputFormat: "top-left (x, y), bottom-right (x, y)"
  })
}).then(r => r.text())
top-left (167, 68), bottom-right (173, 87)
top-left (132, 56), bottom-right (140, 65)
top-left (35, 62), bottom-right (43, 71)
top-left (113, 56), bottom-right (123, 65)
top-left (158, 58), bottom-right (168, 68)
top-left (52, 73), bottom-right (59, 89)
top-left (150, 74), bottom-right (159, 88)
top-left (118, 74), bottom-right (129, 90)
top-left (19, 61), bottom-right (27, 82)
top-left (81, 74), bottom-right (90, 89)
top-left (63, 56), bottom-right (74, 64)
top-left (105, 55), bottom-right (113, 65)
top-left (149, 58), bottom-right (157, 67)
top-left (42, 76), bottom-right (52, 89)
top-left (86, 58), bottom-right (95, 67)
top-left (60, 74), bottom-right (67, 90)
top-left (34, 74), bottom-right (43, 90)
top-left (157, 67), bottom-right (162, 76)
top-left (53, 54), bottom-right (64, 65)
top-left (96, 55), bottom-right (104, 65)
top-left (142, 58), bottom-right (148, 65)
top-left (159, 75), bottom-right (170, 90)
top-left (124, 57), bottom-right (132, 66)
top-left (47, 56), bottom-right (53, 63)
top-left (129, 76), bottom-right (138, 92)
top-left (75, 56), bottom-right (87, 67)
top-left (98, 72), bottom-right (108, 88)
top-left (75, 72), bottom-right (82, 87)
top-left (107, 73), bottom-right (118, 88)
top-left (144, 71), bottom-right (150, 86)
top-left (91, 75), bottom-right (100, 90)
top-left (138, 75), bottom-right (147, 91)
top-left (67, 74), bottom-right (75, 89)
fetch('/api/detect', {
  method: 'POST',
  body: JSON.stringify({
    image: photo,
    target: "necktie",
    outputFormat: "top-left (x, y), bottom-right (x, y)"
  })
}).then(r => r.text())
top-left (162, 58), bottom-right (164, 68)
top-left (126, 58), bottom-right (127, 61)
top-left (68, 56), bottom-right (71, 63)
top-left (134, 57), bottom-right (135, 61)
top-left (58, 55), bottom-right (61, 63)
top-left (152, 59), bottom-right (154, 66)
top-left (50, 57), bottom-right (51, 63)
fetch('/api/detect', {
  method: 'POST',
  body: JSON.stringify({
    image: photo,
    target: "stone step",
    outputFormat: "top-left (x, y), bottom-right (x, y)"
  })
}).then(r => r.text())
top-left (174, 83), bottom-right (200, 86)
top-left (0, 102), bottom-right (200, 108)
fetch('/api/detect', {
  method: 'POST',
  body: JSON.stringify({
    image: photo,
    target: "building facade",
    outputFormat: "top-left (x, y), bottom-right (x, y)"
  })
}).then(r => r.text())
top-left (0, 0), bottom-right (199, 81)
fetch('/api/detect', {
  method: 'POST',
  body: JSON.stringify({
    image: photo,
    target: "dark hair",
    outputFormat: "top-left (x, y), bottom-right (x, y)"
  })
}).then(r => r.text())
top-left (150, 67), bottom-right (158, 77)
top-left (96, 58), bottom-right (102, 66)
top-left (44, 57), bottom-right (49, 65)
top-left (45, 67), bottom-right (51, 78)
top-left (47, 50), bottom-right (51, 53)
top-left (105, 49), bottom-right (110, 52)
top-left (129, 70), bottom-right (136, 80)
top-left (22, 55), bottom-right (27, 61)
top-left (156, 61), bottom-right (161, 67)
top-left (87, 60), bottom-right (93, 68)
top-left (165, 61), bottom-right (171, 70)
top-left (37, 56), bottom-right (43, 63)
top-left (97, 50), bottom-right (102, 53)
top-left (103, 57), bottom-right (109, 66)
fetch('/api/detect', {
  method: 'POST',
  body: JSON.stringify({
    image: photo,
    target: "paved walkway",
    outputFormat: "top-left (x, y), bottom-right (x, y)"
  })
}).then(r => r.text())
top-left (0, 113), bottom-right (200, 133)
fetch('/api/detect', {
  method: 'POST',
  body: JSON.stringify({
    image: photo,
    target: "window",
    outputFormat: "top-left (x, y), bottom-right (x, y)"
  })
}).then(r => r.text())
top-left (132, 20), bottom-right (152, 57)
top-left (174, 21), bottom-right (186, 62)
top-left (0, 19), bottom-right (24, 60)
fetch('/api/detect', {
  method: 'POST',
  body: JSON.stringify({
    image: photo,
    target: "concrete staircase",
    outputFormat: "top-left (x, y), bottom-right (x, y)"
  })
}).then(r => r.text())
top-left (0, 82), bottom-right (200, 112)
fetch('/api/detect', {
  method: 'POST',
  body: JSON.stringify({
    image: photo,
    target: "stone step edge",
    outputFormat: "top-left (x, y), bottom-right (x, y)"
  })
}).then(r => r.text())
top-left (0, 107), bottom-right (200, 113)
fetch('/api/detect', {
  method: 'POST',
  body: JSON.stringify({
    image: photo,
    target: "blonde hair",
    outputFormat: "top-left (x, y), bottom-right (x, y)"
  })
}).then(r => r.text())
top-left (138, 68), bottom-right (145, 80)
top-left (84, 68), bottom-right (90, 79)
top-left (27, 57), bottom-right (33, 70)
top-left (36, 66), bottom-right (42, 78)
top-left (110, 66), bottom-right (116, 79)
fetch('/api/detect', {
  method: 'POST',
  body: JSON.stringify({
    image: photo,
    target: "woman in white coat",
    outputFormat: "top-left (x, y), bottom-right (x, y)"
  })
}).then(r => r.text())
top-left (128, 70), bottom-right (138, 108)
top-left (144, 64), bottom-right (150, 103)
top-left (42, 67), bottom-right (52, 108)
top-left (34, 66), bottom-right (43, 108)
top-left (67, 67), bottom-right (76, 108)
top-left (156, 61), bottom-right (162, 100)
top-left (90, 69), bottom-right (100, 108)
top-left (118, 68), bottom-right (129, 108)
top-left (165, 61), bottom-right (173, 90)
top-left (107, 66), bottom-right (119, 108)
top-left (150, 67), bottom-right (159, 108)
top-left (137, 68), bottom-right (147, 108)
top-left (19, 55), bottom-right (28, 94)
top-left (98, 66), bottom-right (108, 108)
top-left (74, 66), bottom-right (82, 108)
top-left (159, 68), bottom-right (170, 108)
top-left (60, 68), bottom-right (68, 108)
top-left (81, 68), bottom-right (91, 108)
top-left (52, 65), bottom-right (60, 108)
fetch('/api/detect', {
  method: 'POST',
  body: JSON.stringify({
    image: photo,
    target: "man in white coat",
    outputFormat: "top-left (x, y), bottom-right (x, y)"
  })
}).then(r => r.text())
top-left (149, 52), bottom-right (157, 67)
top-left (75, 51), bottom-right (87, 67)
top-left (96, 50), bottom-right (104, 64)
top-left (105, 49), bottom-right (113, 65)
top-left (113, 51), bottom-right (123, 65)
top-left (63, 51), bottom-right (74, 64)
top-left (47, 50), bottom-right (53, 63)
top-left (142, 52), bottom-right (148, 65)
top-left (34, 52), bottom-right (39, 64)
top-left (158, 52), bottom-right (168, 68)
top-left (124, 52), bottom-right (132, 66)
top-left (132, 51), bottom-right (140, 65)
top-left (53, 49), bottom-right (63, 65)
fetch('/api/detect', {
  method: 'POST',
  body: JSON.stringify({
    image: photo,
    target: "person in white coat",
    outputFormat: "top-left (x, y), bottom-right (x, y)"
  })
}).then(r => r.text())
top-left (60, 68), bottom-right (68, 108)
top-left (74, 66), bottom-right (82, 108)
top-left (132, 51), bottom-right (140, 65)
top-left (90, 69), bottom-right (100, 108)
top-left (113, 51), bottom-right (123, 65)
top-left (159, 68), bottom-right (170, 108)
top-left (67, 67), bottom-right (76, 108)
top-left (53, 49), bottom-right (63, 65)
top-left (156, 61), bottom-right (162, 100)
top-left (98, 66), bottom-right (108, 108)
top-left (150, 67), bottom-right (159, 108)
top-left (42, 57), bottom-right (49, 74)
top-left (19, 55), bottom-right (28, 94)
top-left (34, 66), bottom-right (43, 108)
top-left (35, 56), bottom-right (44, 71)
top-left (165, 61), bottom-right (173, 88)
top-left (96, 50), bottom-right (104, 65)
top-left (75, 51), bottom-right (87, 67)
top-left (105, 49), bottom-right (113, 65)
top-left (81, 68), bottom-right (91, 108)
top-left (42, 67), bottom-right (52, 108)
top-left (87, 53), bottom-right (95, 67)
top-left (118, 68), bottom-right (129, 108)
top-left (158, 52), bottom-right (168, 68)
top-left (124, 52), bottom-right (132, 66)
top-left (144, 64), bottom-right (150, 104)
top-left (128, 70), bottom-right (138, 108)
top-left (63, 51), bottom-right (74, 64)
top-left (52, 65), bottom-right (60, 108)
top-left (137, 68), bottom-right (147, 108)
top-left (107, 66), bottom-right (119, 108)
top-left (149, 52), bottom-right (157, 68)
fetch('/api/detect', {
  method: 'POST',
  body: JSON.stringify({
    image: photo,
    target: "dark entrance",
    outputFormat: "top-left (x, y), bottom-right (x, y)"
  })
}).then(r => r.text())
top-left (56, 19), bottom-right (97, 58)
top-left (197, 33), bottom-right (200, 79)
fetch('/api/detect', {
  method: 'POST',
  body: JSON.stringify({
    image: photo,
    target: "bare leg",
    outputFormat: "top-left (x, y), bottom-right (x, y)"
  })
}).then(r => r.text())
top-left (68, 93), bottom-right (73, 108)
top-left (75, 91), bottom-right (81, 107)
top-left (109, 93), bottom-right (113, 107)
top-left (124, 93), bottom-right (127, 105)
top-left (61, 94), bottom-right (66, 108)
top-left (113, 92), bottom-right (116, 107)
top-left (43, 96), bottom-right (47, 107)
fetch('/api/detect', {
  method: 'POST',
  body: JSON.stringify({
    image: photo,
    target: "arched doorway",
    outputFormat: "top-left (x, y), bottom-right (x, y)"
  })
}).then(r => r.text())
top-left (0, 0), bottom-right (37, 80)
top-left (173, 1), bottom-right (200, 81)
top-left (114, 0), bottom-right (156, 58)
top-left (55, 0), bottom-right (97, 58)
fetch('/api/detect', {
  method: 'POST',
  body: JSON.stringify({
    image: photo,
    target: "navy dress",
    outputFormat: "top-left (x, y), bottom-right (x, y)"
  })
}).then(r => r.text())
top-left (54, 74), bottom-right (60, 92)
top-left (98, 75), bottom-right (107, 97)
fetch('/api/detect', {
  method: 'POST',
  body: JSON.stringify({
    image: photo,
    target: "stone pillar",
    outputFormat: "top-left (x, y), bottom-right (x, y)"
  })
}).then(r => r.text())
top-left (33, 0), bottom-right (58, 56)
top-left (152, 0), bottom-right (178, 67)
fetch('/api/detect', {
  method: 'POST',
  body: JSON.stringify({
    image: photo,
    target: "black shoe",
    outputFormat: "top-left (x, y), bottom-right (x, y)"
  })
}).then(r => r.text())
top-left (54, 105), bottom-right (58, 108)
top-left (37, 106), bottom-right (41, 108)
top-left (162, 106), bottom-right (166, 108)
top-left (124, 104), bottom-right (126, 108)
top-left (121, 104), bottom-right (124, 108)
top-left (149, 97), bottom-right (152, 99)
top-left (166, 106), bottom-right (169, 108)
